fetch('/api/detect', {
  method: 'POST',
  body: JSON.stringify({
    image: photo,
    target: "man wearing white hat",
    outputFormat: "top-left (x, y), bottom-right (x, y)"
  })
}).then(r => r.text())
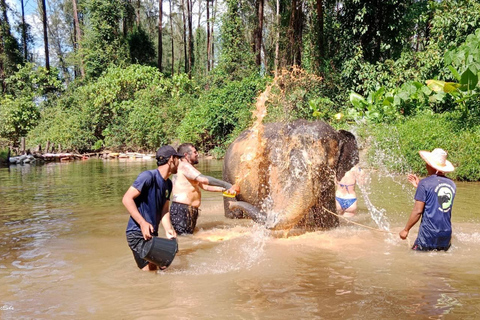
top-left (399, 148), bottom-right (456, 251)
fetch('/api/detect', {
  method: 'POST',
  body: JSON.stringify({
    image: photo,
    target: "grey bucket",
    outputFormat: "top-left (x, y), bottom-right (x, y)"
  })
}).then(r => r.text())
top-left (141, 237), bottom-right (178, 269)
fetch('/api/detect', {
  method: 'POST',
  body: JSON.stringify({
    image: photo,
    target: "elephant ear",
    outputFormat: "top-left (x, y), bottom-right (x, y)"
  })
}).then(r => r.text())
top-left (336, 130), bottom-right (359, 181)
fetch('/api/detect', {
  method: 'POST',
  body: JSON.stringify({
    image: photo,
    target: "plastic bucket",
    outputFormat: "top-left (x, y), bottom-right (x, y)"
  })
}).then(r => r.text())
top-left (141, 237), bottom-right (178, 269)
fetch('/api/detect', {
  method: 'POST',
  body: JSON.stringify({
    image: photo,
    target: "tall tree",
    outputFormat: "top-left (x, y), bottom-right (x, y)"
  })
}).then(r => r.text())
top-left (186, 0), bottom-right (193, 77)
top-left (315, 0), bottom-right (323, 64)
top-left (253, 0), bottom-right (264, 66)
top-left (169, 0), bottom-right (174, 75)
top-left (286, 0), bottom-right (303, 66)
top-left (274, 0), bottom-right (279, 75)
top-left (40, 0), bottom-right (50, 71)
top-left (47, 0), bottom-right (71, 82)
top-left (20, 0), bottom-right (27, 60)
top-left (158, 0), bottom-right (163, 71)
top-left (0, 0), bottom-right (22, 92)
top-left (206, 0), bottom-right (210, 71)
top-left (72, 0), bottom-right (85, 77)
top-left (181, 0), bottom-right (187, 73)
top-left (218, 0), bottom-right (255, 79)
top-left (81, 0), bottom-right (130, 78)
top-left (211, 0), bottom-right (217, 67)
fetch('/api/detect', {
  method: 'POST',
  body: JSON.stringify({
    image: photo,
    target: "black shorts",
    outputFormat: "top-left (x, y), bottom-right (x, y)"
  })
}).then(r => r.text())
top-left (412, 243), bottom-right (451, 251)
top-left (170, 201), bottom-right (199, 235)
top-left (126, 230), bottom-right (158, 269)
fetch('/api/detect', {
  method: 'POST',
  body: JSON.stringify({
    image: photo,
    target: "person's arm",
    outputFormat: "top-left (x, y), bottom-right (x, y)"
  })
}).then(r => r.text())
top-left (160, 200), bottom-right (176, 239)
top-left (399, 200), bottom-right (425, 240)
top-left (198, 183), bottom-right (225, 192)
top-left (182, 162), bottom-right (235, 192)
top-left (195, 174), bottom-right (232, 189)
top-left (122, 186), bottom-right (154, 240)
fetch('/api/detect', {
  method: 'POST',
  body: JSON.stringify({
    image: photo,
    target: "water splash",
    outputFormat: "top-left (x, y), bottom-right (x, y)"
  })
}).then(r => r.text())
top-left (167, 224), bottom-right (269, 275)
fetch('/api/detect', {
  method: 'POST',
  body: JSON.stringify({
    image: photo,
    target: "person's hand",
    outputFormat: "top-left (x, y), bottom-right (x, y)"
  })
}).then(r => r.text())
top-left (140, 221), bottom-right (154, 240)
top-left (399, 229), bottom-right (409, 240)
top-left (407, 174), bottom-right (419, 188)
top-left (165, 228), bottom-right (177, 239)
top-left (226, 184), bottom-right (240, 195)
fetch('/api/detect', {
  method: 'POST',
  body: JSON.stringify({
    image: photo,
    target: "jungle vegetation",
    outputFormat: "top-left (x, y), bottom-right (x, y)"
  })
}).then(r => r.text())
top-left (0, 0), bottom-right (479, 180)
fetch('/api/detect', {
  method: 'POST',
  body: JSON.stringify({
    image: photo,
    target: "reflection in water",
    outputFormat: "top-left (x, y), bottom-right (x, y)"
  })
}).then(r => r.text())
top-left (1, 159), bottom-right (480, 319)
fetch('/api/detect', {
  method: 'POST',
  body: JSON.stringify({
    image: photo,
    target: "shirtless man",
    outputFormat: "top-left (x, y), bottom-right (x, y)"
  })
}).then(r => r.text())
top-left (170, 143), bottom-right (238, 234)
top-left (335, 164), bottom-right (363, 218)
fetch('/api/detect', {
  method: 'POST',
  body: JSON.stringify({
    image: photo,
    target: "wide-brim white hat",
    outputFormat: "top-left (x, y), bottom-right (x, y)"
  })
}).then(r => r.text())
top-left (419, 148), bottom-right (454, 173)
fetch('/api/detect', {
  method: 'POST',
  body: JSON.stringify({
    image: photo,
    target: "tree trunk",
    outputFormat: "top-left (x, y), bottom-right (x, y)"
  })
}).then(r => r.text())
top-left (186, 0), bottom-right (193, 77)
top-left (315, 0), bottom-right (323, 64)
top-left (207, 0), bottom-right (210, 71)
top-left (0, 0), bottom-right (6, 92)
top-left (211, 0), bottom-right (217, 67)
top-left (40, 0), bottom-right (50, 71)
top-left (182, 0), bottom-right (188, 73)
top-left (72, 0), bottom-right (85, 77)
top-left (170, 0), bottom-right (174, 75)
top-left (158, 0), bottom-right (163, 72)
top-left (254, 0), bottom-right (264, 67)
top-left (197, 0), bottom-right (202, 30)
top-left (20, 0), bottom-right (27, 60)
top-left (287, 0), bottom-right (303, 66)
top-left (274, 0), bottom-right (280, 75)
top-left (136, 0), bottom-right (141, 26)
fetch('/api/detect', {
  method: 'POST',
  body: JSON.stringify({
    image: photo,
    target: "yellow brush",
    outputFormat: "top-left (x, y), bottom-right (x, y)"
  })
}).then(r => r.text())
top-left (222, 191), bottom-right (236, 198)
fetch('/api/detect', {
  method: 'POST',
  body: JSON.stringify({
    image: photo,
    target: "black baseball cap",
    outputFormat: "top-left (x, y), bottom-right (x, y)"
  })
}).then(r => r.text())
top-left (155, 145), bottom-right (184, 162)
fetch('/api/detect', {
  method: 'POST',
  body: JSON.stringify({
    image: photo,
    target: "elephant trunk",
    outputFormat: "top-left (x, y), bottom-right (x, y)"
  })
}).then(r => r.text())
top-left (228, 201), bottom-right (267, 223)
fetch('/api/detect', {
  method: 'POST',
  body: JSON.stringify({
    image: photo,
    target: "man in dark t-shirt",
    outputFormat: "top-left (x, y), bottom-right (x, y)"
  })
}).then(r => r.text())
top-left (123, 145), bottom-right (183, 270)
top-left (399, 148), bottom-right (456, 251)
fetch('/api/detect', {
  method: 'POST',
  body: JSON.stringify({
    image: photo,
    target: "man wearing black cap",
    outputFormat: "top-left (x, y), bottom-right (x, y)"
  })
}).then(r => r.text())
top-left (122, 145), bottom-right (183, 271)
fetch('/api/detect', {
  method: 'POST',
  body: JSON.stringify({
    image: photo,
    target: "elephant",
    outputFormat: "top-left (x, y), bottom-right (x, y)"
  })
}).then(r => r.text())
top-left (222, 119), bottom-right (359, 231)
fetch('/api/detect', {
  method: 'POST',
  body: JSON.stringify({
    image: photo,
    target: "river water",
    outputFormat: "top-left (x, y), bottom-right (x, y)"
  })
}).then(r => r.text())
top-left (1, 159), bottom-right (480, 319)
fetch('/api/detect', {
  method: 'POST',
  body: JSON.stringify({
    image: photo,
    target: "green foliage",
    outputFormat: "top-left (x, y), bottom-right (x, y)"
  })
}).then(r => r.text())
top-left (337, 0), bottom-right (420, 63)
top-left (127, 25), bottom-right (156, 65)
top-left (0, 95), bottom-right (40, 144)
top-left (28, 106), bottom-right (96, 152)
top-left (0, 1), bottom-right (23, 82)
top-left (425, 28), bottom-right (480, 126)
top-left (4, 63), bottom-right (62, 97)
top-left (81, 0), bottom-right (130, 78)
top-left (430, 0), bottom-right (480, 51)
top-left (369, 113), bottom-right (480, 181)
top-left (27, 65), bottom-right (196, 152)
top-left (347, 80), bottom-right (442, 124)
top-left (264, 68), bottom-right (331, 123)
top-left (0, 64), bottom-right (62, 146)
top-left (217, 0), bottom-right (256, 81)
top-left (177, 74), bottom-right (267, 153)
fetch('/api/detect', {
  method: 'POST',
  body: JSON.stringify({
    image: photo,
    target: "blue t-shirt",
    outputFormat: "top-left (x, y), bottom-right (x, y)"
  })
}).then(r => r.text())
top-left (414, 174), bottom-right (456, 249)
top-left (126, 169), bottom-right (172, 234)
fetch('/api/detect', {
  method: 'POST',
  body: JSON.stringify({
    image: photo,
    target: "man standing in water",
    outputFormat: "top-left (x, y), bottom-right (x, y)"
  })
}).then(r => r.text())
top-left (399, 148), bottom-right (456, 251)
top-left (123, 145), bottom-right (182, 271)
top-left (171, 143), bottom-right (238, 234)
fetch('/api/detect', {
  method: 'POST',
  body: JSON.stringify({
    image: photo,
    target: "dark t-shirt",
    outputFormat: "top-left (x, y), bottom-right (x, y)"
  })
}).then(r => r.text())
top-left (125, 169), bottom-right (172, 234)
top-left (414, 174), bottom-right (456, 249)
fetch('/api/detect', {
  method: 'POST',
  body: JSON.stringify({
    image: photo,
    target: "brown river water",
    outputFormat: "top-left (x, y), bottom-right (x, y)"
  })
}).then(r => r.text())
top-left (1, 159), bottom-right (480, 319)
